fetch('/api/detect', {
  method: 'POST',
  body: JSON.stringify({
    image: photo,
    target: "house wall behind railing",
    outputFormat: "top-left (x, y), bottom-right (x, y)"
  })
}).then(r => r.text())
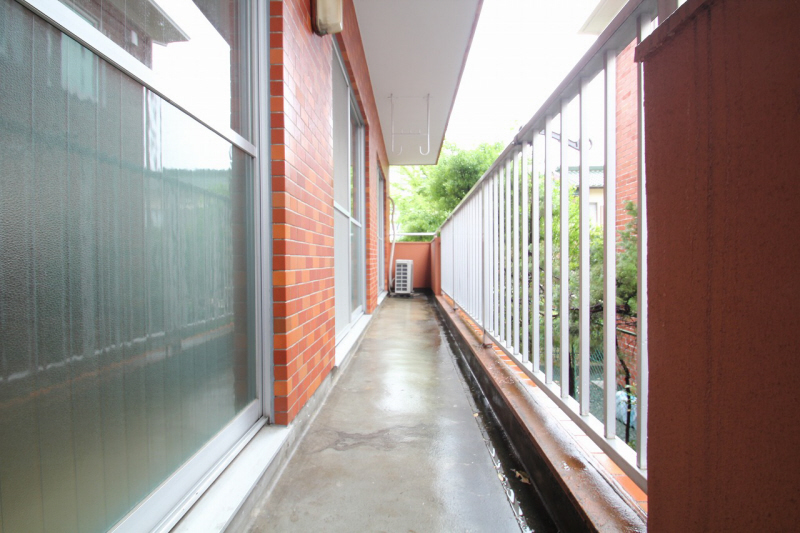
top-left (638, 0), bottom-right (800, 530)
top-left (616, 39), bottom-right (639, 233)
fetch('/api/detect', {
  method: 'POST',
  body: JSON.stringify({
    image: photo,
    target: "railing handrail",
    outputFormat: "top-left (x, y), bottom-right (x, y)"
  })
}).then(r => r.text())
top-left (437, 0), bottom-right (655, 232)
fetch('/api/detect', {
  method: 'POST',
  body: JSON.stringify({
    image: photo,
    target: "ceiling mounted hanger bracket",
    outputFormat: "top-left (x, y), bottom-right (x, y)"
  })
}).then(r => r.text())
top-left (389, 94), bottom-right (431, 156)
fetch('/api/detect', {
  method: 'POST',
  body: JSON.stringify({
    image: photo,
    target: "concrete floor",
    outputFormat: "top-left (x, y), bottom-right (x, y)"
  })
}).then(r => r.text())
top-left (243, 295), bottom-right (524, 532)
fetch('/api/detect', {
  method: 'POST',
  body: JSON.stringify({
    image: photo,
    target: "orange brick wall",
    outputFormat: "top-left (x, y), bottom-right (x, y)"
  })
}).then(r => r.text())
top-left (270, 0), bottom-right (388, 424)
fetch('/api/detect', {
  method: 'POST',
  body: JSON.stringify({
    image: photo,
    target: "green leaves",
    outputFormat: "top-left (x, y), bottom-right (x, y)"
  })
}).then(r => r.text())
top-left (394, 142), bottom-right (504, 241)
top-left (616, 201), bottom-right (638, 316)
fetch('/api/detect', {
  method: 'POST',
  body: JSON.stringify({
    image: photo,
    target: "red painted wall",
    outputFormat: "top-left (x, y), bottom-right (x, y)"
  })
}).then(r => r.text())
top-left (638, 0), bottom-right (800, 530)
top-left (393, 242), bottom-right (432, 289)
top-left (431, 237), bottom-right (441, 295)
top-left (270, 0), bottom-right (388, 424)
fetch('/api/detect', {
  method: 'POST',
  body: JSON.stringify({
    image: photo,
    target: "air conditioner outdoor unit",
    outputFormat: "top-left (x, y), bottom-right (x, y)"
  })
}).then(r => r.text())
top-left (395, 259), bottom-right (413, 295)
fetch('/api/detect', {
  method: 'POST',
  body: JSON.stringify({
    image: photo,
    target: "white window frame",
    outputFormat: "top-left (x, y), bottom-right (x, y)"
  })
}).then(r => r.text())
top-left (333, 43), bottom-right (366, 346)
top-left (378, 171), bottom-right (386, 297)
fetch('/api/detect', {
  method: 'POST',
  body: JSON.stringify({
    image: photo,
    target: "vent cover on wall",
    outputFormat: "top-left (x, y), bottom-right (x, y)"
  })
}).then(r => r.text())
top-left (395, 259), bottom-right (414, 294)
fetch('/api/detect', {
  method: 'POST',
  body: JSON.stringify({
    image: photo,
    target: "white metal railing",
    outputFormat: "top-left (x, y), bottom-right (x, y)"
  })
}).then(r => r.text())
top-left (440, 0), bottom-right (660, 492)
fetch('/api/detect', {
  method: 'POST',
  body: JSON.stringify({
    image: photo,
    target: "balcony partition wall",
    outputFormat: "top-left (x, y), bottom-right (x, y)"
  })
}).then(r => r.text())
top-left (0, 0), bottom-right (270, 530)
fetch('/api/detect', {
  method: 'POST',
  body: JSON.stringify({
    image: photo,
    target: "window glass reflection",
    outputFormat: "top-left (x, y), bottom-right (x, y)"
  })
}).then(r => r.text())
top-left (61, 0), bottom-right (251, 139)
top-left (0, 2), bottom-right (254, 529)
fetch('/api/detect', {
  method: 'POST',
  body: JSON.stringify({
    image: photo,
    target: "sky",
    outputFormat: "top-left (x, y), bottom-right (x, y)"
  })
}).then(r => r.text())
top-left (443, 0), bottom-right (600, 149)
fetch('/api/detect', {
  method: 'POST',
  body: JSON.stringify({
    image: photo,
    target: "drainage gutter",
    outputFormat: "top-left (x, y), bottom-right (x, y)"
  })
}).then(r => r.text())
top-left (434, 295), bottom-right (646, 532)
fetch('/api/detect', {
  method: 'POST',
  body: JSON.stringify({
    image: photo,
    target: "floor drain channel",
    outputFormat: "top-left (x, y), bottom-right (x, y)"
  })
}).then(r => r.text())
top-left (433, 300), bottom-right (557, 533)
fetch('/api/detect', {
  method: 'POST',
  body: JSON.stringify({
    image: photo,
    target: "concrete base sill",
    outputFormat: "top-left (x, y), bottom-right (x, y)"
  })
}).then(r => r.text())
top-left (434, 295), bottom-right (646, 532)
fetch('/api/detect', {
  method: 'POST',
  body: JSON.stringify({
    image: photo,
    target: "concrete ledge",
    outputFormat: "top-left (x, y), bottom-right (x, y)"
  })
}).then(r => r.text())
top-left (433, 295), bottom-right (646, 532)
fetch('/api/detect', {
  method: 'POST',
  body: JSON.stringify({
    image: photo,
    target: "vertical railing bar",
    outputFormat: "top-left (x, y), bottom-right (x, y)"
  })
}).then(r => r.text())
top-left (505, 158), bottom-right (512, 348)
top-left (466, 201), bottom-right (469, 314)
top-left (455, 213), bottom-right (458, 305)
top-left (483, 181), bottom-right (488, 341)
top-left (478, 192), bottom-right (482, 323)
top-left (468, 198), bottom-right (472, 316)
top-left (636, 12), bottom-right (653, 472)
top-left (532, 133), bottom-right (541, 372)
top-left (498, 165), bottom-right (508, 344)
top-left (579, 76), bottom-right (591, 416)
top-left (499, 165), bottom-right (505, 344)
top-left (463, 203), bottom-right (466, 311)
top-left (475, 194), bottom-right (479, 321)
top-left (458, 209), bottom-right (462, 307)
top-left (522, 142), bottom-right (530, 365)
top-left (489, 174), bottom-right (494, 334)
top-left (473, 196), bottom-right (476, 318)
top-left (492, 173), bottom-right (496, 335)
top-left (478, 186), bottom-right (489, 328)
top-left (471, 197), bottom-right (475, 317)
top-left (544, 115), bottom-right (554, 384)
top-left (560, 99), bottom-right (570, 399)
top-left (603, 49), bottom-right (618, 440)
top-left (513, 149), bottom-right (521, 355)
top-left (454, 213), bottom-right (458, 304)
top-left (494, 171), bottom-right (500, 337)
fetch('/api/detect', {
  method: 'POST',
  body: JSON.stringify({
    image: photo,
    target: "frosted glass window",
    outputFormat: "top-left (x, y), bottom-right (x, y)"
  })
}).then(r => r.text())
top-left (0, 2), bottom-right (255, 530)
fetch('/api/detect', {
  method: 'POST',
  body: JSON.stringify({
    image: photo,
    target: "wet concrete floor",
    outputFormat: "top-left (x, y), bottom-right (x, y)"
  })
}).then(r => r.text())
top-left (242, 295), bottom-right (547, 532)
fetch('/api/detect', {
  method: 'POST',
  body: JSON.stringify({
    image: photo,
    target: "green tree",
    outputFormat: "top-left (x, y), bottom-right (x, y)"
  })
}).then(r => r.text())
top-left (531, 177), bottom-right (638, 410)
top-left (616, 201), bottom-right (638, 315)
top-left (394, 141), bottom-right (504, 240)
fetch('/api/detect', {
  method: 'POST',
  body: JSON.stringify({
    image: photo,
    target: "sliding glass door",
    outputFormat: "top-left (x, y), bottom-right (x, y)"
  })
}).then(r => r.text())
top-left (332, 47), bottom-right (365, 344)
top-left (0, 0), bottom-right (268, 530)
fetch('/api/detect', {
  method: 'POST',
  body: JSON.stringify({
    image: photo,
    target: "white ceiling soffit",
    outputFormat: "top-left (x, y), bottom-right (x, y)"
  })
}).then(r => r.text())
top-left (353, 0), bottom-right (482, 165)
top-left (579, 0), bottom-right (627, 35)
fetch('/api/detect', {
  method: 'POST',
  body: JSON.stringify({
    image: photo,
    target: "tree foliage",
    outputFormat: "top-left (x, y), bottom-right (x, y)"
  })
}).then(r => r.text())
top-left (394, 142), bottom-right (504, 241)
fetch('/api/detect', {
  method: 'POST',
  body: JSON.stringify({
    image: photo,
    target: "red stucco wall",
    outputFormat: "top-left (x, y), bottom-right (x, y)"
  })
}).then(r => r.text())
top-left (638, 0), bottom-right (800, 530)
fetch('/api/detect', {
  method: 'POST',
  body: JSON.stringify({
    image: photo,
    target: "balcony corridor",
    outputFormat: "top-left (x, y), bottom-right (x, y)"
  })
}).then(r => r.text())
top-left (237, 295), bottom-right (552, 532)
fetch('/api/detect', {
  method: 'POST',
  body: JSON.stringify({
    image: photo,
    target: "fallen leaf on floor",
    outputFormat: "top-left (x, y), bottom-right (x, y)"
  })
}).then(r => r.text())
top-left (473, 413), bottom-right (479, 417)
top-left (513, 469), bottom-right (531, 485)
top-left (498, 473), bottom-right (504, 481)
